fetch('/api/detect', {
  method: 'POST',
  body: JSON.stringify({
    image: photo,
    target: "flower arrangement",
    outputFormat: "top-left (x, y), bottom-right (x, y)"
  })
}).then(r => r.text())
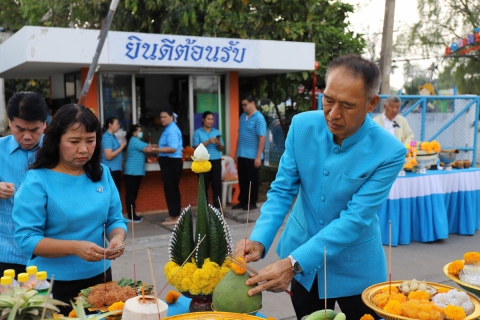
top-left (406, 140), bottom-right (441, 154)
top-left (164, 144), bottom-right (233, 296)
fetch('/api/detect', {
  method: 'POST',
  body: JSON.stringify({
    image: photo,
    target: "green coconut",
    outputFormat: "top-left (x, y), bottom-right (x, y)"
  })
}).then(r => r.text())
top-left (212, 270), bottom-right (262, 313)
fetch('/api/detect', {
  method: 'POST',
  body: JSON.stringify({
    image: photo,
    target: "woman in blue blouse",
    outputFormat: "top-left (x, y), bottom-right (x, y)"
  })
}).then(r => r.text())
top-left (101, 117), bottom-right (127, 194)
top-left (124, 124), bottom-right (153, 223)
top-left (12, 104), bottom-right (127, 315)
top-left (150, 107), bottom-right (183, 226)
top-left (193, 111), bottom-right (224, 209)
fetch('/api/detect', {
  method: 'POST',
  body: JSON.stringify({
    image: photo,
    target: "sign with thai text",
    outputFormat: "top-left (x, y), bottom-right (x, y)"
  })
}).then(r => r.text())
top-left (108, 32), bottom-right (258, 68)
top-left (444, 27), bottom-right (480, 56)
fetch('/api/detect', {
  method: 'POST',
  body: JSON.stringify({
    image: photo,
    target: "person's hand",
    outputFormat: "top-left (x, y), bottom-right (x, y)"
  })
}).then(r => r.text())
top-left (74, 241), bottom-right (106, 262)
top-left (245, 258), bottom-right (293, 296)
top-left (0, 182), bottom-right (15, 199)
top-left (234, 239), bottom-right (264, 263)
top-left (209, 137), bottom-right (218, 144)
top-left (254, 157), bottom-right (262, 168)
top-left (105, 236), bottom-right (125, 260)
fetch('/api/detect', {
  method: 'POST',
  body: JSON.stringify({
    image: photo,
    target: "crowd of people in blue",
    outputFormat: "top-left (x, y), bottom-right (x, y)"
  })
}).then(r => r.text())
top-left (0, 54), bottom-right (410, 319)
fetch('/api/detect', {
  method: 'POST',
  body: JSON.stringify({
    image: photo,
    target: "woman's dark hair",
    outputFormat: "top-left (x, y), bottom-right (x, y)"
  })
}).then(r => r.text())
top-left (159, 106), bottom-right (174, 117)
top-left (126, 124), bottom-right (141, 144)
top-left (7, 91), bottom-right (48, 122)
top-left (103, 117), bottom-right (117, 133)
top-left (30, 104), bottom-right (103, 182)
top-left (202, 111), bottom-right (214, 120)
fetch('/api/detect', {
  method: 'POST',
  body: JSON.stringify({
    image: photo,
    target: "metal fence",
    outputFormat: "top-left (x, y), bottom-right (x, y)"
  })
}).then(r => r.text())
top-left (264, 94), bottom-right (479, 166)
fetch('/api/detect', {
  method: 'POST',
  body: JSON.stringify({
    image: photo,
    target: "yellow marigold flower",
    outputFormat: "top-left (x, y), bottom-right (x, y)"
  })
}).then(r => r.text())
top-left (444, 305), bottom-right (466, 320)
top-left (108, 301), bottom-right (125, 311)
top-left (464, 252), bottom-right (480, 264)
top-left (68, 309), bottom-right (77, 318)
top-left (448, 260), bottom-right (465, 275)
top-left (408, 291), bottom-right (429, 300)
top-left (189, 283), bottom-right (202, 295)
top-left (232, 256), bottom-right (247, 275)
top-left (165, 290), bottom-right (181, 304)
top-left (437, 287), bottom-right (450, 293)
top-left (191, 160), bottom-right (212, 173)
top-left (381, 286), bottom-right (399, 293)
top-left (266, 318), bottom-right (276, 320)
top-left (360, 315), bottom-right (374, 320)
top-left (384, 300), bottom-right (402, 315)
top-left (390, 293), bottom-right (407, 303)
top-left (431, 140), bottom-right (441, 153)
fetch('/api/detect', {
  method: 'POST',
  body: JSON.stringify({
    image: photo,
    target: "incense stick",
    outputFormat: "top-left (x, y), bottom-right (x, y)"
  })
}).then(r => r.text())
top-left (147, 248), bottom-right (162, 320)
top-left (132, 205), bottom-right (137, 294)
top-left (104, 224), bottom-right (107, 290)
top-left (157, 235), bottom-right (207, 297)
top-left (324, 246), bottom-right (327, 317)
top-left (40, 275), bottom-right (54, 320)
top-left (389, 220), bottom-right (392, 294)
top-left (244, 181), bottom-right (252, 258)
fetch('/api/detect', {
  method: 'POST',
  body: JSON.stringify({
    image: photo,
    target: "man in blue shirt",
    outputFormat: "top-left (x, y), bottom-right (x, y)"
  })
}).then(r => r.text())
top-left (234, 54), bottom-right (406, 320)
top-left (0, 92), bottom-right (48, 275)
top-left (233, 94), bottom-right (267, 210)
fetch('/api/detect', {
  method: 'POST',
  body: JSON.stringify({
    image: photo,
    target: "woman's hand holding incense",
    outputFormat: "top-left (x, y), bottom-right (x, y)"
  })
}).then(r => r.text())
top-left (75, 241), bottom-right (106, 262)
top-left (105, 235), bottom-right (125, 260)
top-left (245, 258), bottom-right (293, 296)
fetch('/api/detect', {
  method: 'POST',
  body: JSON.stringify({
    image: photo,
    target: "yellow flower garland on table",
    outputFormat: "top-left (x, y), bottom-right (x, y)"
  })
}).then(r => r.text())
top-left (444, 305), bottom-right (466, 320)
top-left (164, 258), bottom-right (232, 295)
top-left (464, 251), bottom-right (480, 264)
top-left (448, 260), bottom-right (464, 275)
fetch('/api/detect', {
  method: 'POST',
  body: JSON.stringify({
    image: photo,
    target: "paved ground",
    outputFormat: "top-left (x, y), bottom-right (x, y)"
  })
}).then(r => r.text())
top-left (111, 204), bottom-right (480, 320)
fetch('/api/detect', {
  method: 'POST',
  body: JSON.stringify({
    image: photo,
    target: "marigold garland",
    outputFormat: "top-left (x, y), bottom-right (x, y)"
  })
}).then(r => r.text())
top-left (165, 290), bottom-right (181, 304)
top-left (360, 314), bottom-right (374, 320)
top-left (164, 258), bottom-right (231, 295)
top-left (463, 252), bottom-right (480, 264)
top-left (108, 301), bottom-right (125, 311)
top-left (384, 300), bottom-right (402, 315)
top-left (444, 304), bottom-right (466, 320)
top-left (381, 286), bottom-right (399, 293)
top-left (191, 160), bottom-right (212, 173)
top-left (68, 309), bottom-right (77, 318)
top-left (232, 256), bottom-right (247, 275)
top-left (437, 287), bottom-right (450, 293)
top-left (448, 260), bottom-right (464, 275)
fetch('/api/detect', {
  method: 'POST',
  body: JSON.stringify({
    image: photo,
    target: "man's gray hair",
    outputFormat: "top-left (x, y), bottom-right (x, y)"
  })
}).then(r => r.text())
top-left (325, 54), bottom-right (381, 102)
top-left (385, 95), bottom-right (401, 104)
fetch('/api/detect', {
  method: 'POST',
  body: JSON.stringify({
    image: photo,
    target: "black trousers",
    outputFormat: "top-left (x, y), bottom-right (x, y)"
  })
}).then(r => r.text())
top-left (158, 157), bottom-right (183, 217)
top-left (125, 175), bottom-right (143, 218)
top-left (237, 157), bottom-right (260, 206)
top-left (0, 262), bottom-right (26, 278)
top-left (110, 170), bottom-right (122, 194)
top-left (291, 277), bottom-right (380, 320)
top-left (200, 158), bottom-right (222, 208)
top-left (52, 268), bottom-right (112, 316)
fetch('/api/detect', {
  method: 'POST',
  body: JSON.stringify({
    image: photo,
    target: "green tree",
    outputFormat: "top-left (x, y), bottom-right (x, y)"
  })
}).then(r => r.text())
top-left (1, 0), bottom-right (365, 134)
top-left (395, 0), bottom-right (480, 94)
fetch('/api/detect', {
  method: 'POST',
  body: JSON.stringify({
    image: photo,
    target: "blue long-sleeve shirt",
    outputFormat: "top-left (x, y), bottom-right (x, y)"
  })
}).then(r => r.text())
top-left (0, 135), bottom-right (42, 265)
top-left (13, 164), bottom-right (127, 281)
top-left (250, 111), bottom-right (406, 298)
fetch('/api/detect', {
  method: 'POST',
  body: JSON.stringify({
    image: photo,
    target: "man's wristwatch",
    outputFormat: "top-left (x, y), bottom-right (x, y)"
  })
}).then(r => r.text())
top-left (287, 254), bottom-right (302, 274)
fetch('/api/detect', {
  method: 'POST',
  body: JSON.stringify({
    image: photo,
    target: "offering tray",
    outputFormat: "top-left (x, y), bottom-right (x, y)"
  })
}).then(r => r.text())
top-left (164, 311), bottom-right (264, 320)
top-left (362, 280), bottom-right (480, 320)
top-left (443, 262), bottom-right (480, 297)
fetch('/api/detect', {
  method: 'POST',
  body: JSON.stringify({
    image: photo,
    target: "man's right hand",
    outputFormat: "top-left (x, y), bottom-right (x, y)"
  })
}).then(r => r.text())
top-left (234, 239), bottom-right (264, 263)
top-left (0, 182), bottom-right (15, 199)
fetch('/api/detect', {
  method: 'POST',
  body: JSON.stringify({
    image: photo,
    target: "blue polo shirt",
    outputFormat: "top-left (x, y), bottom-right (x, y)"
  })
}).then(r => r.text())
top-left (125, 137), bottom-right (149, 176)
top-left (101, 132), bottom-right (122, 171)
top-left (158, 122), bottom-right (183, 158)
top-left (237, 111), bottom-right (267, 160)
top-left (193, 127), bottom-right (224, 160)
top-left (0, 134), bottom-right (43, 265)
